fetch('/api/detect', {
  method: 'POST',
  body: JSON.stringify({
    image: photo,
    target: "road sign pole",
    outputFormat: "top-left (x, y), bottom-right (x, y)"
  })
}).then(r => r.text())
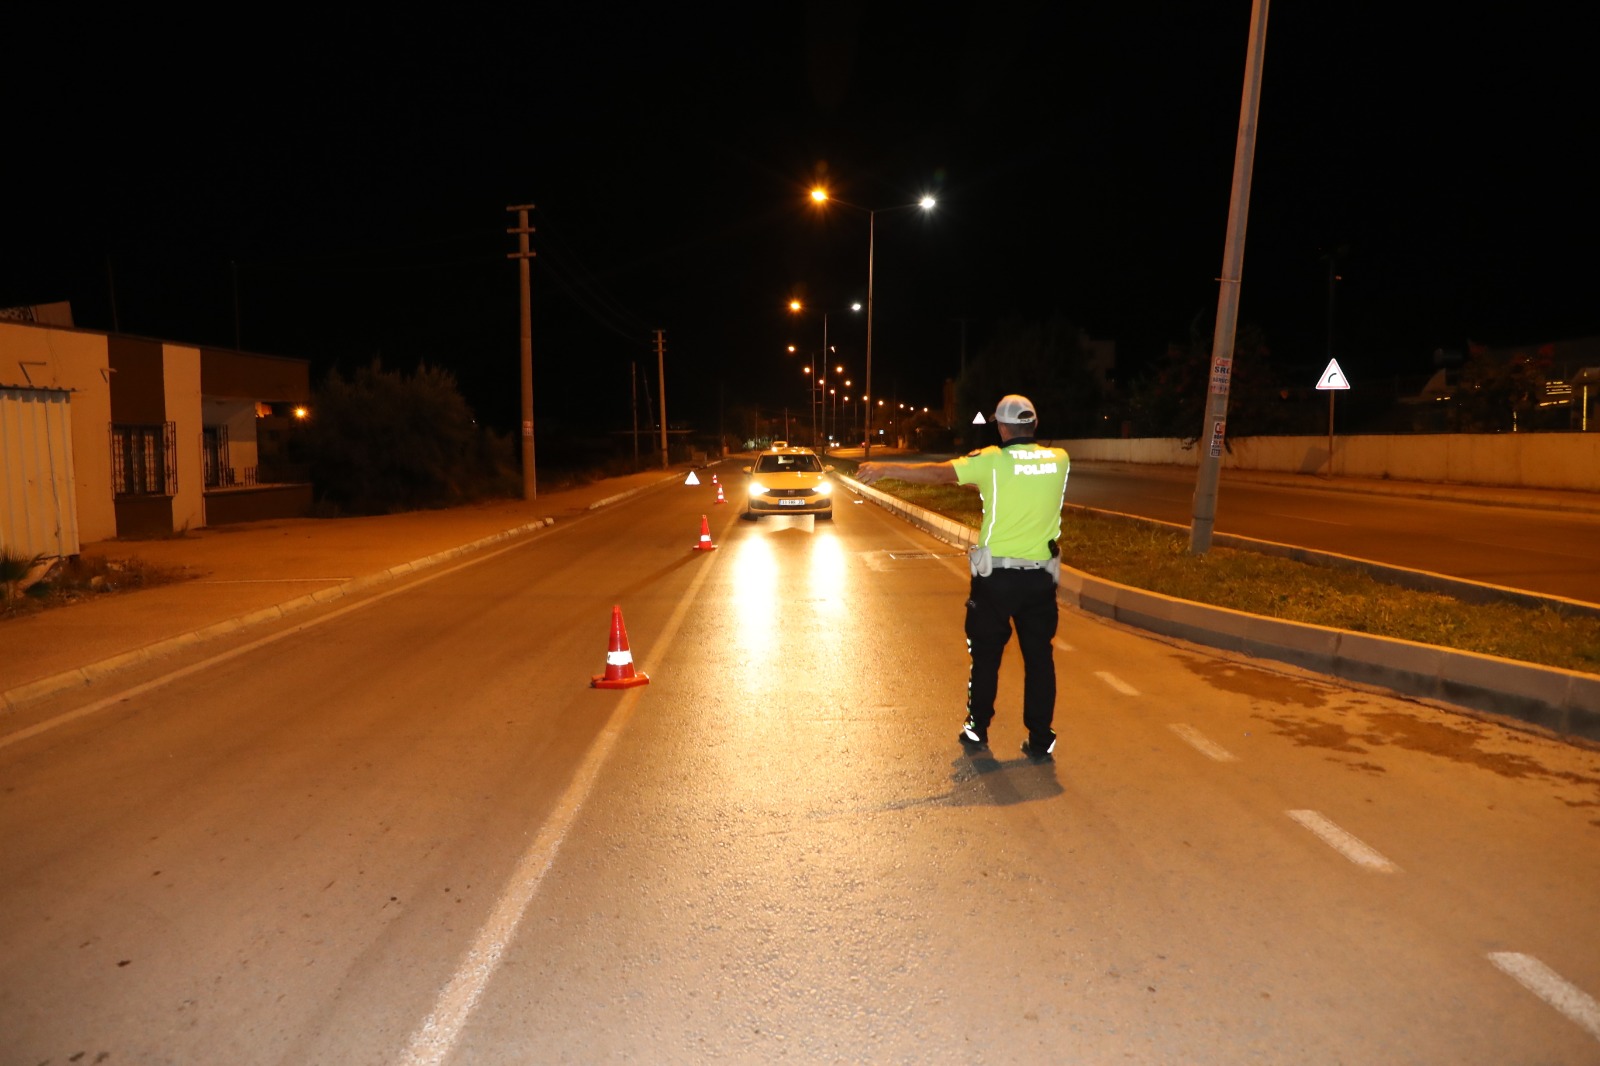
top-left (1327, 390), bottom-right (1335, 478)
top-left (1315, 357), bottom-right (1350, 477)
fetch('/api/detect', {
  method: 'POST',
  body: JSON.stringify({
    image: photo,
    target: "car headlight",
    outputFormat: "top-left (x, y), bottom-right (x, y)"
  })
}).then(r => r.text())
top-left (748, 481), bottom-right (767, 496)
top-left (814, 481), bottom-right (832, 496)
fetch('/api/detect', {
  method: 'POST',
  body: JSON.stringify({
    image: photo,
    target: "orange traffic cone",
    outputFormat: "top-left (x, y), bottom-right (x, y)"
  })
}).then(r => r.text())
top-left (693, 514), bottom-right (718, 551)
top-left (714, 484), bottom-right (726, 505)
top-left (591, 605), bottom-right (649, 689)
top-left (711, 473), bottom-right (719, 485)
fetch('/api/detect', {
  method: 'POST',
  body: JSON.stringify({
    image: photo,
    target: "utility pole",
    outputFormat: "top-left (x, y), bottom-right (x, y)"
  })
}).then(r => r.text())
top-left (105, 255), bottom-right (121, 333)
top-left (655, 329), bottom-right (668, 468)
top-left (631, 361), bottom-right (640, 469)
top-left (1189, 0), bottom-right (1269, 555)
top-left (231, 260), bottom-right (242, 349)
top-left (507, 204), bottom-right (537, 499)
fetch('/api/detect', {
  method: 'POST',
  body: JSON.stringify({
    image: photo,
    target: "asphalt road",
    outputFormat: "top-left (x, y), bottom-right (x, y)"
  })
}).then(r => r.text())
top-left (1064, 464), bottom-right (1600, 605)
top-left (2, 475), bottom-right (1598, 1064)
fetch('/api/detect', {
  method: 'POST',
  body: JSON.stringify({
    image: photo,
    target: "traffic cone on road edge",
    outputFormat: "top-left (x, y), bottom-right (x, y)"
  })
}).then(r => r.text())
top-left (714, 483), bottom-right (726, 504)
top-left (693, 514), bottom-right (718, 551)
top-left (591, 605), bottom-right (649, 689)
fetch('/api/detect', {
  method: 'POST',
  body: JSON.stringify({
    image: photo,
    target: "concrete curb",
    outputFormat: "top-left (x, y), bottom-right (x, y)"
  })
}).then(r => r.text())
top-left (840, 475), bottom-right (1600, 743)
top-left (1, 518), bottom-right (555, 713)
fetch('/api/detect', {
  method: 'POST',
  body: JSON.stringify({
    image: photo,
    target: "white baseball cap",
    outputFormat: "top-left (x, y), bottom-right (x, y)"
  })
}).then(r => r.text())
top-left (993, 394), bottom-right (1037, 425)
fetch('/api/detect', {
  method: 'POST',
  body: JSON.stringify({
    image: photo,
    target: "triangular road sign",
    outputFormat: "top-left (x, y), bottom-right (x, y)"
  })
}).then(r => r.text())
top-left (685, 471), bottom-right (700, 485)
top-left (971, 411), bottom-right (987, 425)
top-left (1316, 358), bottom-right (1351, 390)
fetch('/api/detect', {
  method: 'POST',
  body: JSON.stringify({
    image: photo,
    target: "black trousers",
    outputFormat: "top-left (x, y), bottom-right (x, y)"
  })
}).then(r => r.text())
top-left (964, 568), bottom-right (1059, 741)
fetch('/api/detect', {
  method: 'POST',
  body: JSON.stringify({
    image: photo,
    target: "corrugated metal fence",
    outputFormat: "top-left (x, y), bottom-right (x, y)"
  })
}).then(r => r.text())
top-left (0, 386), bottom-right (81, 559)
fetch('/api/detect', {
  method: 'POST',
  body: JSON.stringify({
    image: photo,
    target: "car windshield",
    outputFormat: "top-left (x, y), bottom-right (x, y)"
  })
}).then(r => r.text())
top-left (756, 453), bottom-right (822, 474)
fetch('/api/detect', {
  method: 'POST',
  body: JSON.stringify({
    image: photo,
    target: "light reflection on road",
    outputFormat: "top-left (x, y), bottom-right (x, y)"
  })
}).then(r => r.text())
top-left (806, 528), bottom-right (846, 615)
top-left (730, 534), bottom-right (778, 674)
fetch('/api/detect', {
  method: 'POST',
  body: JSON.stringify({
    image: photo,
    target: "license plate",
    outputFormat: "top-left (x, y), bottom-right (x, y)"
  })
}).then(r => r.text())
top-left (778, 499), bottom-right (804, 506)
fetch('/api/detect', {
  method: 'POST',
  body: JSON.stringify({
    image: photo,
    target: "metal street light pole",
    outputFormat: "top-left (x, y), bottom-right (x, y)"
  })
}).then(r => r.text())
top-left (818, 312), bottom-right (828, 448)
top-left (809, 188), bottom-right (934, 459)
top-left (865, 208), bottom-right (876, 456)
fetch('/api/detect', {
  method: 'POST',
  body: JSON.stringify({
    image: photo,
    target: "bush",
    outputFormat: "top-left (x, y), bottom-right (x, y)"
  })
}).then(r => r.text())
top-left (306, 361), bottom-right (517, 514)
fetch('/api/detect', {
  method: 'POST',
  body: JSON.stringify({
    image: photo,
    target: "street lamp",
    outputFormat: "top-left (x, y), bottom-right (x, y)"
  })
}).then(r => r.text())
top-left (789, 298), bottom-right (861, 451)
top-left (809, 186), bottom-right (936, 459)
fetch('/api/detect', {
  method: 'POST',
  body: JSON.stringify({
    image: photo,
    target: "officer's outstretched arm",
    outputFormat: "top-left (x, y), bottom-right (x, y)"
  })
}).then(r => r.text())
top-left (858, 461), bottom-right (957, 485)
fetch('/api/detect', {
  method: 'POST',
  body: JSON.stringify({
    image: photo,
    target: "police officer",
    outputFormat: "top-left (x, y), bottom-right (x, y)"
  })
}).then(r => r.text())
top-left (858, 394), bottom-right (1071, 760)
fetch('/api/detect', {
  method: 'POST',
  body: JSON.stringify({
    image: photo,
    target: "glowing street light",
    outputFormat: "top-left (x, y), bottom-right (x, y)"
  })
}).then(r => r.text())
top-left (808, 186), bottom-right (936, 458)
top-left (789, 298), bottom-right (860, 451)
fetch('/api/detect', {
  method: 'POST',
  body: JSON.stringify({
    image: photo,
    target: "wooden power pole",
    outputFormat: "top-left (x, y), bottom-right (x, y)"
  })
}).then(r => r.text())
top-left (655, 329), bottom-right (668, 468)
top-left (507, 204), bottom-right (537, 500)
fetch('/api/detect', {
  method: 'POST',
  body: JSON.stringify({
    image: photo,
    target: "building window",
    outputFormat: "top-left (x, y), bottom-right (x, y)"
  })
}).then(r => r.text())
top-left (110, 422), bottom-right (177, 496)
top-left (203, 424), bottom-right (232, 487)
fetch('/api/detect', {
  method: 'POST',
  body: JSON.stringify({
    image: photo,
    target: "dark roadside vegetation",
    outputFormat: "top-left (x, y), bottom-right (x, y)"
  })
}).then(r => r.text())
top-left (823, 454), bottom-right (1600, 677)
top-left (1, 551), bottom-right (186, 621)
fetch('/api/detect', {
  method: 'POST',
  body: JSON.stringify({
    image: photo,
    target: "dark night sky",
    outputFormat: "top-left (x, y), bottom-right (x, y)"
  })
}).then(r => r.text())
top-left (5, 4), bottom-right (1595, 434)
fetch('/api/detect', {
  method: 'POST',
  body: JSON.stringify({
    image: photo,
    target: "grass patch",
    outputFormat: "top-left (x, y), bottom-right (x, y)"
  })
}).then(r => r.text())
top-left (829, 457), bottom-right (1600, 676)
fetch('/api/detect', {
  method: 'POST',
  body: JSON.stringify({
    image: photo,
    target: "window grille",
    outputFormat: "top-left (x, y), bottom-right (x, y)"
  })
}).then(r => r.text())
top-left (203, 424), bottom-right (231, 487)
top-left (110, 422), bottom-right (178, 496)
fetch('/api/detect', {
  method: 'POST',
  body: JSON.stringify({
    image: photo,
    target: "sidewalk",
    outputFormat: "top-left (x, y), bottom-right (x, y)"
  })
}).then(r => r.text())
top-left (1, 466), bottom-right (700, 710)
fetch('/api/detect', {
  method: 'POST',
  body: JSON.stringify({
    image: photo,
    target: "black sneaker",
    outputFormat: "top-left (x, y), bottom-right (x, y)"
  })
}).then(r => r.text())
top-left (1021, 734), bottom-right (1056, 761)
top-left (958, 718), bottom-right (989, 751)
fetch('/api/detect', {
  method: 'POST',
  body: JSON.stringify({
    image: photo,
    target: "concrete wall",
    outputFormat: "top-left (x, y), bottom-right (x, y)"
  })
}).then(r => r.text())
top-left (0, 321), bottom-right (116, 541)
top-left (1057, 434), bottom-right (1600, 492)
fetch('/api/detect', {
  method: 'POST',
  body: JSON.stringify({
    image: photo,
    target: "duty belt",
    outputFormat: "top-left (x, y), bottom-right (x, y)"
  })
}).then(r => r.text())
top-left (990, 556), bottom-right (1049, 570)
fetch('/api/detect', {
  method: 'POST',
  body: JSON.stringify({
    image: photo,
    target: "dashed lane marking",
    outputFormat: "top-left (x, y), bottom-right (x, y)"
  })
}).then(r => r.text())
top-left (1094, 670), bottom-right (1140, 696)
top-left (1488, 952), bottom-right (1600, 1043)
top-left (1286, 810), bottom-right (1399, 873)
top-left (1169, 723), bottom-right (1238, 762)
top-left (1052, 639), bottom-right (1075, 652)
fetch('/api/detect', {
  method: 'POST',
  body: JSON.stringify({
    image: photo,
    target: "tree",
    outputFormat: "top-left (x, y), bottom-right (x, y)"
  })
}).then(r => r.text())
top-left (305, 361), bottom-right (516, 514)
top-left (1453, 342), bottom-right (1553, 432)
top-left (1125, 312), bottom-right (1288, 441)
top-left (955, 317), bottom-right (1104, 440)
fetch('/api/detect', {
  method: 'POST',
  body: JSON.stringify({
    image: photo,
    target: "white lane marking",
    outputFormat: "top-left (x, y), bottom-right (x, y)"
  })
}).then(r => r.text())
top-left (1169, 723), bottom-right (1238, 762)
top-left (1488, 952), bottom-right (1600, 1043)
top-left (398, 540), bottom-right (717, 1065)
top-left (1094, 670), bottom-right (1140, 696)
top-left (1286, 810), bottom-right (1399, 872)
top-left (1052, 639), bottom-right (1075, 653)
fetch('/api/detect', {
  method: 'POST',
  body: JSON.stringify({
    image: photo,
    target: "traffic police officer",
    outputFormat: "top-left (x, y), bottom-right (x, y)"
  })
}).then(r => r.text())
top-left (858, 394), bottom-right (1071, 759)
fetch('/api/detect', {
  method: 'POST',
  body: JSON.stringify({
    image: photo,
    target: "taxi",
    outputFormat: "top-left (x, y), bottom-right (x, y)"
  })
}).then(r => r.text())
top-left (742, 442), bottom-right (834, 520)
